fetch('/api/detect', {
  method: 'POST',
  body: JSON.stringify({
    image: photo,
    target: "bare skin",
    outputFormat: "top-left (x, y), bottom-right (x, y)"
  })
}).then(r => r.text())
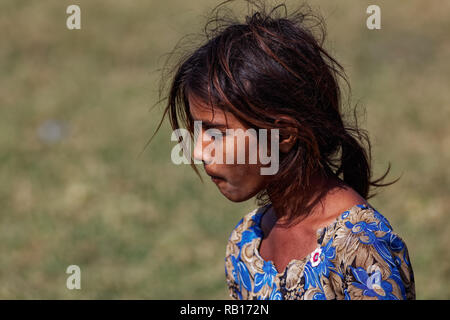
top-left (188, 93), bottom-right (370, 273)
top-left (189, 94), bottom-right (272, 202)
top-left (260, 175), bottom-right (369, 273)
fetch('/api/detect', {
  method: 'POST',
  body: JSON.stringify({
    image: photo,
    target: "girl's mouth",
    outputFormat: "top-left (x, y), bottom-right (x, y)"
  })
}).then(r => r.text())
top-left (211, 175), bottom-right (225, 184)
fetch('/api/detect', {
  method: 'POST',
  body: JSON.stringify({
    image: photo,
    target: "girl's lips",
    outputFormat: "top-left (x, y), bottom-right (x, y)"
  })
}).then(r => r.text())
top-left (207, 171), bottom-right (226, 183)
top-left (210, 174), bottom-right (225, 183)
top-left (211, 176), bottom-right (223, 184)
top-left (205, 168), bottom-right (225, 180)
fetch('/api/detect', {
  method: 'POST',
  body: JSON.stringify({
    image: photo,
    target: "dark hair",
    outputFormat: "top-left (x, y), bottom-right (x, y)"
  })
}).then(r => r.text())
top-left (151, 0), bottom-right (400, 225)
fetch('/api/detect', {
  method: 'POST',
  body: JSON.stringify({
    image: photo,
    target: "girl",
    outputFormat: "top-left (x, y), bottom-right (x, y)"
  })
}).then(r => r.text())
top-left (154, 1), bottom-right (415, 300)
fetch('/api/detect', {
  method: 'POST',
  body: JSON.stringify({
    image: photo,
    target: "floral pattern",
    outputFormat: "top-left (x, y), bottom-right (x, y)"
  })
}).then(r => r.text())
top-left (224, 204), bottom-right (415, 300)
top-left (309, 248), bottom-right (322, 267)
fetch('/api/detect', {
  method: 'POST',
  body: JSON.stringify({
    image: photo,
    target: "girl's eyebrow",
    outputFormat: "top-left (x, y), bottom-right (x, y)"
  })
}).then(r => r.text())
top-left (200, 120), bottom-right (228, 128)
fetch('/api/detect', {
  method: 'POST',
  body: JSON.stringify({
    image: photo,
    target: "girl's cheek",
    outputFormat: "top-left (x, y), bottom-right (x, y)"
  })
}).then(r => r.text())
top-left (229, 131), bottom-right (259, 165)
top-left (223, 134), bottom-right (236, 164)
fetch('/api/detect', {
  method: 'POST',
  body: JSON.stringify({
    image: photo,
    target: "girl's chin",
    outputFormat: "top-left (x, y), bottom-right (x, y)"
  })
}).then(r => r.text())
top-left (217, 184), bottom-right (258, 203)
top-left (222, 193), bottom-right (251, 202)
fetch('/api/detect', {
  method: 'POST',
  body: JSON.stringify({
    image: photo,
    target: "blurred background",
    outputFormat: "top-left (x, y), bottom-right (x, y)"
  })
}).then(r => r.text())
top-left (0, 0), bottom-right (449, 299)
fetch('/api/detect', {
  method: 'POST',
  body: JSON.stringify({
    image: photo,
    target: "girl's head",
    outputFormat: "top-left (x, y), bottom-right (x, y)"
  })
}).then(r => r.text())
top-left (155, 1), bottom-right (398, 224)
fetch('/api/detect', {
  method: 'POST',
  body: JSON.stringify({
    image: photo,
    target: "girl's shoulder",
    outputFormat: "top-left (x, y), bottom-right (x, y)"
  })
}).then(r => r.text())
top-left (318, 204), bottom-right (416, 299)
top-left (226, 204), bottom-right (268, 241)
top-left (225, 204), bottom-right (268, 261)
top-left (228, 203), bottom-right (392, 243)
top-left (317, 203), bottom-right (411, 263)
top-left (318, 203), bottom-right (402, 247)
top-left (320, 203), bottom-right (394, 238)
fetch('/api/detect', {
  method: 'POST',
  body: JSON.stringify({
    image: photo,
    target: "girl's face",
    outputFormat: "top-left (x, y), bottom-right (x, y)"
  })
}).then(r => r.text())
top-left (188, 94), bottom-right (273, 202)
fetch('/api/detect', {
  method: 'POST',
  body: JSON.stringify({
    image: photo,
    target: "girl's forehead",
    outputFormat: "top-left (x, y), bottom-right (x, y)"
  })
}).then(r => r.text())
top-left (188, 94), bottom-right (234, 126)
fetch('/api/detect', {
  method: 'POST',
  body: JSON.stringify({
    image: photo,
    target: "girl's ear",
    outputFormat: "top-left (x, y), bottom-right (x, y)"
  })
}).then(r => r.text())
top-left (274, 116), bottom-right (298, 153)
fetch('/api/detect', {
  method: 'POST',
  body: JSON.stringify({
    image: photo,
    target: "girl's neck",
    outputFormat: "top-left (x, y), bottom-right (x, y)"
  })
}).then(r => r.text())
top-left (266, 172), bottom-right (356, 229)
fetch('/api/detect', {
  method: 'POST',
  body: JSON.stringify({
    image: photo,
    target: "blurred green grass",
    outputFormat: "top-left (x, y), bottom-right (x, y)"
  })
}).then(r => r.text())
top-left (0, 0), bottom-right (449, 299)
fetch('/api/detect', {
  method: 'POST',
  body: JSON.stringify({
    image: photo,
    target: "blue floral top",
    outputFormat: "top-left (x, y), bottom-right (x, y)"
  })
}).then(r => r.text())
top-left (224, 203), bottom-right (415, 300)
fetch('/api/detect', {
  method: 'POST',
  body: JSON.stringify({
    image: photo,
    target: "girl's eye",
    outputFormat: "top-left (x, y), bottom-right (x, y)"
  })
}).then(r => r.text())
top-left (203, 126), bottom-right (227, 137)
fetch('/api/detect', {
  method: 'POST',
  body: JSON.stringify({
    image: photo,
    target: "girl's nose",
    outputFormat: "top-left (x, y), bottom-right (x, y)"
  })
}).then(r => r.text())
top-left (193, 130), bottom-right (213, 164)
